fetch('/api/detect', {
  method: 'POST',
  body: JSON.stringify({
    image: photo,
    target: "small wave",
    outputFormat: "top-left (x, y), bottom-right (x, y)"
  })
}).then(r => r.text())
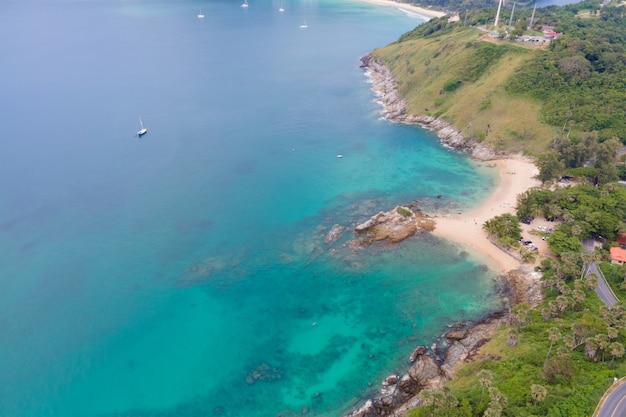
top-left (396, 7), bottom-right (429, 20)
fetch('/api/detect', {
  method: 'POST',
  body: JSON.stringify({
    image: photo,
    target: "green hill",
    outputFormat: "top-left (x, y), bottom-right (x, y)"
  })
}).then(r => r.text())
top-left (372, 26), bottom-right (554, 155)
top-left (371, 2), bottom-right (626, 158)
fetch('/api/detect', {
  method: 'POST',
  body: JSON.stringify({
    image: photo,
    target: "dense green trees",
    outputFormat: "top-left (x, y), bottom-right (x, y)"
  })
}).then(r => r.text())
top-left (505, 5), bottom-right (626, 142)
top-left (515, 184), bottom-right (626, 250)
top-left (483, 213), bottom-right (523, 247)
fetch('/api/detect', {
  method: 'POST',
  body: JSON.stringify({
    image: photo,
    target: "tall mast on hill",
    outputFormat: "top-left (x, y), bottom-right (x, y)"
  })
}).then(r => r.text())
top-left (508, 2), bottom-right (516, 26)
top-left (529, 3), bottom-right (536, 29)
top-left (494, 0), bottom-right (504, 26)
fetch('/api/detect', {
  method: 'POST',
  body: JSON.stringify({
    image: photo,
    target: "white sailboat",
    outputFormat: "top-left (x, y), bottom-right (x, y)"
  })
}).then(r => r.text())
top-left (299, 20), bottom-right (308, 29)
top-left (278, 2), bottom-right (285, 12)
top-left (197, 8), bottom-right (205, 18)
top-left (241, 0), bottom-right (248, 8)
top-left (136, 117), bottom-right (147, 137)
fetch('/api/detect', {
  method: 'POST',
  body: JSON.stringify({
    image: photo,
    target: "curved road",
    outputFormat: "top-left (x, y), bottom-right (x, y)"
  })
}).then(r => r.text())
top-left (582, 238), bottom-right (618, 307)
top-left (589, 262), bottom-right (618, 307)
top-left (583, 238), bottom-right (621, 416)
top-left (595, 378), bottom-right (626, 417)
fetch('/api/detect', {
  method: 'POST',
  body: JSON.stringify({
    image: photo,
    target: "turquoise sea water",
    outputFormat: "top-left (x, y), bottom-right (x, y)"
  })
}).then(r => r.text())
top-left (0, 1), bottom-right (503, 416)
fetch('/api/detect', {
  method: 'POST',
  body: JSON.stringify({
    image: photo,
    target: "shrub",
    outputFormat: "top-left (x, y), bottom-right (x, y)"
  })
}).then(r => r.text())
top-left (397, 207), bottom-right (413, 217)
top-left (443, 79), bottom-right (462, 92)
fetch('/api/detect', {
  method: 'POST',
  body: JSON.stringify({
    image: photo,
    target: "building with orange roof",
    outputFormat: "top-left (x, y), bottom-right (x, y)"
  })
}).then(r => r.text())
top-left (610, 246), bottom-right (626, 264)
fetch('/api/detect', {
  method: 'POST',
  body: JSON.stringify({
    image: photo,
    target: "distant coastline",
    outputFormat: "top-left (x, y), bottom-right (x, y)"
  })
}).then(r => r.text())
top-left (355, 0), bottom-right (447, 19)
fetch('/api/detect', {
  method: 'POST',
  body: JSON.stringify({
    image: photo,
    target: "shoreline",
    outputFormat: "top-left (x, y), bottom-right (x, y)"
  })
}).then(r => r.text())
top-left (345, 56), bottom-right (544, 417)
top-left (360, 53), bottom-right (541, 273)
top-left (432, 158), bottom-right (541, 273)
top-left (355, 0), bottom-right (447, 19)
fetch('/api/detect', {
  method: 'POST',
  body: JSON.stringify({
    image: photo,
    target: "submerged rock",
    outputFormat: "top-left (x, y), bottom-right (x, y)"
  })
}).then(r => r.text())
top-left (245, 363), bottom-right (282, 384)
top-left (325, 224), bottom-right (346, 244)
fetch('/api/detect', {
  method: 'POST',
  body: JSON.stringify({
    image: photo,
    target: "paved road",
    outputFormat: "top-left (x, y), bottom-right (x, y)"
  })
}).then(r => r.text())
top-left (589, 262), bottom-right (618, 307)
top-left (582, 238), bottom-right (618, 307)
top-left (584, 238), bottom-right (621, 416)
top-left (595, 379), bottom-right (626, 417)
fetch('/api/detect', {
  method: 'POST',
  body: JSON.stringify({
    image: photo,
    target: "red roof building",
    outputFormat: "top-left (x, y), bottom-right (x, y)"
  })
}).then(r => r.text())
top-left (610, 247), bottom-right (626, 264)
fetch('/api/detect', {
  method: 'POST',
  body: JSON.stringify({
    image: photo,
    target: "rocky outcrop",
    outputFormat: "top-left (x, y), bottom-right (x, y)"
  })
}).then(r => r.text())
top-left (352, 205), bottom-right (435, 247)
top-left (504, 266), bottom-right (544, 307)
top-left (344, 310), bottom-right (507, 417)
top-left (360, 53), bottom-right (502, 161)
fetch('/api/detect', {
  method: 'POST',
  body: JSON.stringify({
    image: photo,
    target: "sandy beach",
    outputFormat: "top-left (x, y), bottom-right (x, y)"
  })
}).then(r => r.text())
top-left (432, 158), bottom-right (541, 273)
top-left (356, 0), bottom-right (447, 19)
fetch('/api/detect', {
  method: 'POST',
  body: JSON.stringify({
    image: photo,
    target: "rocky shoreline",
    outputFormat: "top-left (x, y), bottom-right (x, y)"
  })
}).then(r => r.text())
top-left (359, 53), bottom-right (503, 161)
top-left (343, 265), bottom-right (542, 417)
top-left (344, 310), bottom-right (507, 417)
top-left (338, 55), bottom-right (542, 417)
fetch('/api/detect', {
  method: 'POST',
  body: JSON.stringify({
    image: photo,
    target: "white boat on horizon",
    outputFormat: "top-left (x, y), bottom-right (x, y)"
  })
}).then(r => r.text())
top-left (299, 20), bottom-right (308, 29)
top-left (136, 117), bottom-right (147, 137)
top-left (241, 0), bottom-right (248, 8)
top-left (197, 8), bottom-right (205, 18)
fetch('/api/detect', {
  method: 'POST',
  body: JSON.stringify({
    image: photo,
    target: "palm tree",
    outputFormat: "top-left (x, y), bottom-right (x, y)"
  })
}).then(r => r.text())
top-left (585, 337), bottom-right (598, 361)
top-left (579, 251), bottom-right (594, 279)
top-left (530, 383), bottom-right (547, 406)
top-left (508, 329), bottom-right (519, 347)
top-left (483, 406), bottom-right (502, 417)
top-left (441, 387), bottom-right (459, 410)
top-left (510, 304), bottom-right (530, 331)
top-left (483, 218), bottom-right (500, 238)
top-left (488, 387), bottom-right (508, 411)
top-left (545, 203), bottom-right (562, 221)
top-left (609, 342), bottom-right (625, 369)
top-left (596, 334), bottom-right (610, 363)
top-left (478, 370), bottom-right (494, 403)
top-left (555, 295), bottom-right (571, 312)
top-left (571, 322), bottom-right (589, 349)
top-left (545, 327), bottom-right (562, 366)
top-left (586, 273), bottom-right (598, 290)
top-left (572, 289), bottom-right (586, 307)
top-left (563, 334), bottom-right (576, 350)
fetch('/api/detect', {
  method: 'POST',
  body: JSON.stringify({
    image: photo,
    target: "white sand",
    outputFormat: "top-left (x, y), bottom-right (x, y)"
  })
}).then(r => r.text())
top-left (356, 0), bottom-right (447, 18)
top-left (432, 159), bottom-right (540, 273)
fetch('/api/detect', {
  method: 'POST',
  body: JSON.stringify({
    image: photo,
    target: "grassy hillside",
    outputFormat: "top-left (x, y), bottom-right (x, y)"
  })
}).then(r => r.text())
top-left (373, 1), bottom-right (626, 162)
top-left (372, 27), bottom-right (555, 155)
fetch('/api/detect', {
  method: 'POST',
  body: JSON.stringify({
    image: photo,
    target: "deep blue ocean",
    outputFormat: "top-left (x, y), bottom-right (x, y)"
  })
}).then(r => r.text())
top-left (0, 1), bottom-right (507, 416)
